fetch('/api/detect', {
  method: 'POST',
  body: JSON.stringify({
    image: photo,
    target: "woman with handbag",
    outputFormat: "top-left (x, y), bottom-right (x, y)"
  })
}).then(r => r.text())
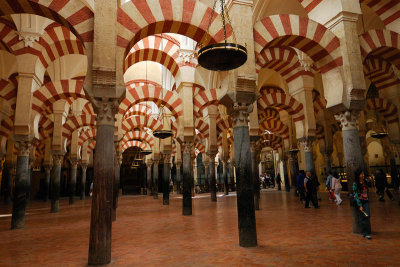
top-left (353, 169), bottom-right (372, 239)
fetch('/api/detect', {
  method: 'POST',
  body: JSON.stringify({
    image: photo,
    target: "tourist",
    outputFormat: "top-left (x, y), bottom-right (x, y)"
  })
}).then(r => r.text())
top-left (331, 172), bottom-right (342, 205)
top-left (353, 169), bottom-right (372, 239)
top-left (296, 170), bottom-right (306, 202)
top-left (375, 169), bottom-right (393, 201)
top-left (325, 171), bottom-right (336, 201)
top-left (304, 171), bottom-right (318, 208)
top-left (276, 173), bottom-right (282, 190)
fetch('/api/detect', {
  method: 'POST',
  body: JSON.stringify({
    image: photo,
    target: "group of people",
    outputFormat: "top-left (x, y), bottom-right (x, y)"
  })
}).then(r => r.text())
top-left (295, 170), bottom-right (320, 208)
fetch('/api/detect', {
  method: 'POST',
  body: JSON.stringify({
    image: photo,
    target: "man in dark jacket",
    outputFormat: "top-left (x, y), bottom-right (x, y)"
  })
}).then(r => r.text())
top-left (375, 169), bottom-right (393, 201)
top-left (304, 171), bottom-right (319, 208)
top-left (296, 170), bottom-right (306, 201)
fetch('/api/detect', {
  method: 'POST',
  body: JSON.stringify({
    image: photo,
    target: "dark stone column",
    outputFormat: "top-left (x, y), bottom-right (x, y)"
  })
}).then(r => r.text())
top-left (208, 153), bottom-right (217, 202)
top-left (146, 162), bottom-right (152, 196)
top-left (223, 161), bottom-right (229, 195)
top-left (231, 103), bottom-right (257, 247)
top-left (112, 149), bottom-right (121, 222)
top-left (153, 160), bottom-right (159, 199)
top-left (204, 160), bottom-right (209, 192)
top-left (163, 154), bottom-right (171, 205)
top-left (43, 165), bottom-right (51, 202)
top-left (51, 153), bottom-right (63, 213)
top-left (299, 138), bottom-right (315, 174)
top-left (282, 157), bottom-right (290, 192)
top-left (80, 164), bottom-right (87, 200)
top-left (88, 100), bottom-right (117, 266)
top-left (11, 141), bottom-right (31, 229)
top-left (176, 162), bottom-right (181, 194)
top-left (335, 110), bottom-right (366, 234)
top-left (69, 159), bottom-right (78, 205)
top-left (288, 151), bottom-right (299, 192)
top-left (250, 140), bottom-right (260, 209)
top-left (182, 142), bottom-right (193, 215)
top-left (2, 162), bottom-right (13, 204)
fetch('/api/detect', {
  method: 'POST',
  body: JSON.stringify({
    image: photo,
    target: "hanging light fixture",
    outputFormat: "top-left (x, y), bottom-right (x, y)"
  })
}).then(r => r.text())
top-left (153, 37), bottom-right (173, 139)
top-left (197, 0), bottom-right (247, 71)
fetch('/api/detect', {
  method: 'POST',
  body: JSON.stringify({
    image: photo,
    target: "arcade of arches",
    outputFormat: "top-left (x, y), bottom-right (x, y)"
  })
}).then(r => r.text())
top-left (0, 0), bottom-right (400, 265)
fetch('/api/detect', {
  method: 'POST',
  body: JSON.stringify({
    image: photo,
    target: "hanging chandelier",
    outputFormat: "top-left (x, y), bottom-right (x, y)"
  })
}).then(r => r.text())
top-left (197, 0), bottom-right (247, 71)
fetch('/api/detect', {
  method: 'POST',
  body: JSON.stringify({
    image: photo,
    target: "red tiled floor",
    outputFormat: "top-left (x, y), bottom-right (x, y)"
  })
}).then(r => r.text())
top-left (0, 189), bottom-right (400, 266)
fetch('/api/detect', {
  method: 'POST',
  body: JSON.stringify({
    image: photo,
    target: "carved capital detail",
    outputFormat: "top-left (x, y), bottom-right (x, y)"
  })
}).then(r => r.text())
top-left (178, 49), bottom-right (195, 63)
top-left (298, 137), bottom-right (315, 153)
top-left (334, 110), bottom-right (360, 131)
top-left (17, 141), bottom-right (31, 157)
top-left (231, 103), bottom-right (253, 128)
top-left (183, 142), bottom-right (194, 154)
top-left (17, 31), bottom-right (40, 47)
top-left (93, 99), bottom-right (118, 126)
top-left (70, 158), bottom-right (79, 168)
top-left (52, 154), bottom-right (64, 166)
top-left (163, 153), bottom-right (171, 164)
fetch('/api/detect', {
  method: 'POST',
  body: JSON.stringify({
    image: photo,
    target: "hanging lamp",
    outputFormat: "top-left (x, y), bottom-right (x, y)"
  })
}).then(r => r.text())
top-left (197, 0), bottom-right (247, 71)
top-left (153, 38), bottom-right (173, 139)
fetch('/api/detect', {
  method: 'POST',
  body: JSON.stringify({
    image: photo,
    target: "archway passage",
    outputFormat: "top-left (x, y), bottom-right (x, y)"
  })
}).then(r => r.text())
top-left (121, 146), bottom-right (148, 195)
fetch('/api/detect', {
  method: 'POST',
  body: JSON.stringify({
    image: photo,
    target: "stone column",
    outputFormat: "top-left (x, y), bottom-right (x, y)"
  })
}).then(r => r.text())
top-left (80, 164), bottom-right (87, 200)
top-left (250, 140), bottom-right (260, 209)
top-left (51, 153), bottom-right (63, 213)
top-left (163, 154), bottom-right (171, 205)
top-left (69, 159), bottom-right (78, 205)
top-left (112, 150), bottom-right (121, 222)
top-left (282, 156), bottom-right (290, 192)
top-left (335, 110), bottom-right (366, 234)
top-left (203, 158), bottom-right (209, 192)
top-left (153, 159), bottom-right (159, 199)
top-left (43, 164), bottom-right (51, 202)
top-left (88, 100), bottom-right (117, 265)
top-left (231, 103), bottom-right (257, 247)
top-left (2, 162), bottom-right (13, 204)
top-left (208, 153), bottom-right (217, 202)
top-left (146, 161), bottom-right (152, 196)
top-left (176, 162), bottom-right (181, 194)
top-left (11, 141), bottom-right (31, 229)
top-left (299, 138), bottom-right (315, 174)
top-left (222, 160), bottom-right (229, 196)
top-left (182, 142), bottom-right (193, 215)
top-left (288, 151), bottom-right (299, 191)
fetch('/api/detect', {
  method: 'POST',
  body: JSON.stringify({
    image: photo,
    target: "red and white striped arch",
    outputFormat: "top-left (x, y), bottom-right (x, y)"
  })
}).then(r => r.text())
top-left (259, 118), bottom-right (289, 140)
top-left (259, 133), bottom-right (282, 150)
top-left (256, 47), bottom-right (314, 83)
top-left (312, 90), bottom-right (327, 115)
top-left (37, 115), bottom-right (53, 140)
top-left (360, 0), bottom-right (400, 27)
top-left (258, 92), bottom-right (305, 123)
top-left (122, 130), bottom-right (154, 148)
top-left (32, 80), bottom-right (85, 115)
top-left (216, 115), bottom-right (232, 133)
top-left (359, 29), bottom-right (400, 68)
top-left (195, 117), bottom-right (209, 139)
top-left (122, 140), bottom-right (150, 152)
top-left (82, 101), bottom-right (95, 115)
top-left (0, 22), bottom-right (20, 53)
top-left (117, 0), bottom-right (231, 54)
top-left (193, 88), bottom-right (218, 117)
top-left (0, 115), bottom-right (13, 138)
top-left (122, 115), bottom-right (163, 135)
top-left (366, 97), bottom-right (399, 124)
top-left (120, 84), bottom-right (183, 119)
top-left (258, 107), bottom-right (280, 121)
top-left (0, 78), bottom-right (17, 112)
top-left (0, 0), bottom-right (94, 43)
top-left (124, 103), bottom-right (153, 119)
top-left (363, 57), bottom-right (400, 90)
top-left (78, 128), bottom-right (96, 146)
top-left (62, 114), bottom-right (96, 139)
top-left (254, 14), bottom-right (342, 74)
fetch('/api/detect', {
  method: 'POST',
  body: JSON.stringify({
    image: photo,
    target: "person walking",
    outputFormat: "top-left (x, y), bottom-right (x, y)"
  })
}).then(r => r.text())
top-left (375, 169), bottom-right (394, 201)
top-left (304, 171), bottom-right (318, 208)
top-left (326, 171), bottom-right (336, 201)
top-left (276, 173), bottom-right (282, 191)
top-left (296, 170), bottom-right (306, 202)
top-left (331, 172), bottom-right (342, 205)
top-left (353, 169), bottom-right (372, 239)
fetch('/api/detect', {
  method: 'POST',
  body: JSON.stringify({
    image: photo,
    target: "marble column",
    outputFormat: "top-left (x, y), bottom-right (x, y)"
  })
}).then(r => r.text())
top-left (80, 164), bottom-right (87, 200)
top-left (11, 141), bottom-right (31, 229)
top-left (88, 100), bottom-right (117, 266)
top-left (69, 159), bottom-right (78, 205)
top-left (208, 153), bottom-right (217, 202)
top-left (112, 150), bottom-right (121, 222)
top-left (223, 160), bottom-right (229, 196)
top-left (51, 153), bottom-right (63, 213)
top-left (288, 151), bottom-right (299, 191)
top-left (182, 142), bottom-right (193, 215)
top-left (250, 140), bottom-right (260, 209)
top-left (176, 162), bottom-right (181, 194)
top-left (204, 159), bottom-right (209, 192)
top-left (232, 103), bottom-right (257, 247)
top-left (2, 162), bottom-right (13, 204)
top-left (163, 154), bottom-right (171, 205)
top-left (335, 110), bottom-right (366, 234)
top-left (146, 162), bottom-right (152, 196)
top-left (299, 138), bottom-right (315, 174)
top-left (153, 160), bottom-right (159, 199)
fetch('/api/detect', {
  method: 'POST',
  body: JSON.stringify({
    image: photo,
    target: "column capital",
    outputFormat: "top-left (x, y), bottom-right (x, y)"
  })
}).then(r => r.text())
top-left (334, 110), bottom-right (360, 131)
top-left (298, 137), bottom-right (315, 153)
top-left (163, 153), bottom-right (171, 164)
top-left (80, 162), bottom-right (88, 171)
top-left (70, 158), bottom-right (79, 168)
top-left (52, 153), bottom-right (64, 166)
top-left (16, 141), bottom-right (31, 157)
top-left (182, 142), bottom-right (194, 154)
top-left (231, 102), bottom-right (253, 127)
top-left (93, 98), bottom-right (119, 126)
